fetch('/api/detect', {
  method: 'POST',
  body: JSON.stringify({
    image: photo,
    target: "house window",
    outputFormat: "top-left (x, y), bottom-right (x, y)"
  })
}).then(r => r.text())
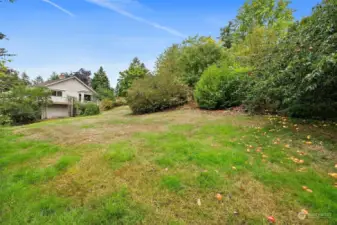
top-left (52, 90), bottom-right (63, 97)
top-left (84, 94), bottom-right (91, 101)
top-left (79, 94), bottom-right (82, 102)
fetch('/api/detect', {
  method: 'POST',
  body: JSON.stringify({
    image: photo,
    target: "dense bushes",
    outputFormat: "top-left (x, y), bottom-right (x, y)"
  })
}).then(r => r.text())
top-left (245, 0), bottom-right (337, 119)
top-left (76, 102), bottom-right (100, 116)
top-left (113, 97), bottom-right (128, 107)
top-left (0, 86), bottom-right (51, 125)
top-left (127, 75), bottom-right (188, 114)
top-left (195, 65), bottom-right (250, 109)
top-left (100, 99), bottom-right (114, 111)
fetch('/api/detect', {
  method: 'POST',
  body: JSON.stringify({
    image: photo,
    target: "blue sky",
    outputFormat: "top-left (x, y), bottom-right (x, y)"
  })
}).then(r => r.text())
top-left (1, 0), bottom-right (320, 86)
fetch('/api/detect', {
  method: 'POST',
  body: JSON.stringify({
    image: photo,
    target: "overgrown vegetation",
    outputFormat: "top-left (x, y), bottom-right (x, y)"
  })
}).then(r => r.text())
top-left (0, 64), bottom-right (51, 125)
top-left (76, 102), bottom-right (100, 116)
top-left (127, 75), bottom-right (188, 114)
top-left (245, 0), bottom-right (337, 119)
top-left (123, 0), bottom-right (337, 120)
top-left (195, 65), bottom-right (250, 109)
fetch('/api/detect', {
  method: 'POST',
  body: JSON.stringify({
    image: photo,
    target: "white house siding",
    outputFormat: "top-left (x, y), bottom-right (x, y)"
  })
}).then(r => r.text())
top-left (46, 105), bottom-right (69, 118)
top-left (47, 78), bottom-right (94, 101)
top-left (41, 77), bottom-right (97, 119)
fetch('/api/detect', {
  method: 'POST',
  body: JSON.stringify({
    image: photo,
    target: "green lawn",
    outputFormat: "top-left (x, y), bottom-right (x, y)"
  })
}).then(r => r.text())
top-left (1, 106), bottom-right (337, 224)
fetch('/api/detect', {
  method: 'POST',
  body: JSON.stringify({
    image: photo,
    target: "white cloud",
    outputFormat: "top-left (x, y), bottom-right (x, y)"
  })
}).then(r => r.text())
top-left (86, 0), bottom-right (186, 38)
top-left (42, 0), bottom-right (75, 17)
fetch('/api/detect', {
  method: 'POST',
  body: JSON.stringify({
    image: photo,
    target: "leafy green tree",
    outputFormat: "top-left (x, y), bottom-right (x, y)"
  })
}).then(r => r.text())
top-left (92, 66), bottom-right (110, 91)
top-left (177, 36), bottom-right (224, 88)
top-left (0, 65), bottom-right (22, 92)
top-left (155, 44), bottom-right (181, 78)
top-left (245, 0), bottom-right (337, 119)
top-left (220, 0), bottom-right (293, 46)
top-left (234, 0), bottom-right (293, 40)
top-left (116, 57), bottom-right (150, 97)
top-left (0, 85), bottom-right (51, 125)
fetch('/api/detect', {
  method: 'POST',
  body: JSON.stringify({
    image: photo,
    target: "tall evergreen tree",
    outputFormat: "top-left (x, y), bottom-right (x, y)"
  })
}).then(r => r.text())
top-left (116, 57), bottom-right (149, 97)
top-left (33, 76), bottom-right (44, 85)
top-left (92, 66), bottom-right (110, 91)
top-left (48, 72), bottom-right (59, 81)
top-left (21, 72), bottom-right (31, 85)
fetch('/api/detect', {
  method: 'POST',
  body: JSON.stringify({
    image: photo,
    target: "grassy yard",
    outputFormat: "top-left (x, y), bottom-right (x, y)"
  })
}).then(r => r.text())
top-left (1, 106), bottom-right (337, 224)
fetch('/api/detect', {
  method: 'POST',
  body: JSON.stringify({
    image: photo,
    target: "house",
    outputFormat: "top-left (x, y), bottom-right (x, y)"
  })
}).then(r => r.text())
top-left (38, 75), bottom-right (98, 119)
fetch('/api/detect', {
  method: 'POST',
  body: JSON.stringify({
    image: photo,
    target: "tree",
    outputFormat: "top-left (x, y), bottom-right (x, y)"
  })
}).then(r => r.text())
top-left (221, 0), bottom-right (293, 44)
top-left (33, 76), bottom-right (44, 85)
top-left (48, 72), bottom-right (59, 81)
top-left (219, 21), bottom-right (235, 48)
top-left (92, 66), bottom-right (110, 91)
top-left (155, 44), bottom-right (181, 79)
top-left (0, 65), bottom-right (22, 92)
top-left (116, 57), bottom-right (150, 97)
top-left (0, 85), bottom-right (51, 125)
top-left (177, 36), bottom-right (224, 88)
top-left (245, 0), bottom-right (337, 119)
top-left (21, 72), bottom-right (31, 85)
top-left (73, 68), bottom-right (91, 86)
top-left (92, 66), bottom-right (114, 100)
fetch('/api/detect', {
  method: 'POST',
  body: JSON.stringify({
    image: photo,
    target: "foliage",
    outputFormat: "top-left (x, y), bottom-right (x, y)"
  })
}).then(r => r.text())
top-left (91, 66), bottom-right (115, 101)
top-left (95, 87), bottom-right (114, 101)
top-left (48, 72), bottom-right (59, 81)
top-left (177, 36), bottom-right (224, 88)
top-left (231, 0), bottom-right (293, 41)
top-left (245, 0), bottom-right (337, 119)
top-left (0, 114), bottom-right (12, 125)
top-left (76, 102), bottom-right (100, 116)
top-left (92, 66), bottom-right (110, 91)
top-left (232, 25), bottom-right (278, 67)
top-left (73, 68), bottom-right (91, 86)
top-left (195, 64), bottom-right (250, 109)
top-left (100, 99), bottom-right (114, 111)
top-left (0, 85), bottom-right (51, 125)
top-left (219, 21), bottom-right (235, 49)
top-left (154, 44), bottom-right (181, 78)
top-left (127, 75), bottom-right (188, 114)
top-left (113, 97), bottom-right (128, 107)
top-left (21, 72), bottom-right (31, 85)
top-left (116, 57), bottom-right (150, 97)
top-left (0, 64), bottom-right (24, 92)
top-left (33, 75), bottom-right (44, 85)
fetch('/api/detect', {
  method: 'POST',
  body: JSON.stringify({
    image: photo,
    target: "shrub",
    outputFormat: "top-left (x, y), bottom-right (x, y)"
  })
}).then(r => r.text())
top-left (113, 97), bottom-right (128, 107)
top-left (127, 75), bottom-right (188, 114)
top-left (100, 99), bottom-right (114, 111)
top-left (96, 87), bottom-right (115, 101)
top-left (194, 64), bottom-right (250, 110)
top-left (76, 102), bottom-right (100, 116)
top-left (0, 114), bottom-right (12, 126)
top-left (0, 86), bottom-right (51, 125)
top-left (245, 0), bottom-right (337, 119)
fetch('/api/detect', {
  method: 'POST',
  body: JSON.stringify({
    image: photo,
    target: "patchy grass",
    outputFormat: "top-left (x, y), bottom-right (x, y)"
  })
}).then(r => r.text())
top-left (161, 175), bottom-right (184, 192)
top-left (1, 106), bottom-right (337, 224)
